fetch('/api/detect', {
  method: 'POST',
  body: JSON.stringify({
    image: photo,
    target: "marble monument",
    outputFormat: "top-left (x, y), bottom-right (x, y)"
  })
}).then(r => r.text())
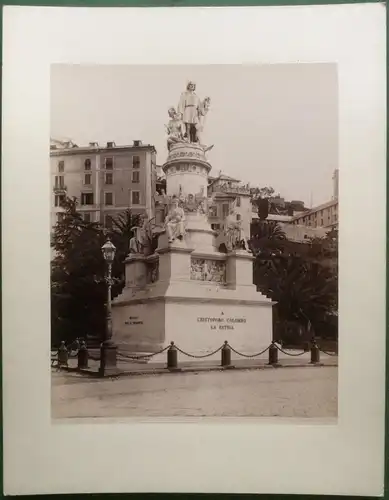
top-left (111, 82), bottom-right (274, 361)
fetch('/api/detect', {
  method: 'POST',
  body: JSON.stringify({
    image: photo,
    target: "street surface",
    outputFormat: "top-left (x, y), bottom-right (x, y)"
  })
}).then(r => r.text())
top-left (52, 365), bottom-right (338, 419)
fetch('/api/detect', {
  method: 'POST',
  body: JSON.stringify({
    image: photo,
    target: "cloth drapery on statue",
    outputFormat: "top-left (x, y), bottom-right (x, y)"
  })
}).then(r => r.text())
top-left (178, 89), bottom-right (201, 126)
top-left (177, 82), bottom-right (203, 143)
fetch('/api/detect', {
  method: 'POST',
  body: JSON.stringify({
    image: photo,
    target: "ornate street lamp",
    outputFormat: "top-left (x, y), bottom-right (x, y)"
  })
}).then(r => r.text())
top-left (100, 237), bottom-right (118, 376)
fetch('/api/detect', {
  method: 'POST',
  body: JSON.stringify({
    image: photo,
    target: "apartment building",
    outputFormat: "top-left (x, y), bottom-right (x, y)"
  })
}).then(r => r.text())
top-left (290, 169), bottom-right (339, 230)
top-left (291, 199), bottom-right (338, 229)
top-left (51, 140), bottom-right (157, 228)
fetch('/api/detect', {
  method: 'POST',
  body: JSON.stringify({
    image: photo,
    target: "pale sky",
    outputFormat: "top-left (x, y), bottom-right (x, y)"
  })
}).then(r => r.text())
top-left (51, 64), bottom-right (338, 206)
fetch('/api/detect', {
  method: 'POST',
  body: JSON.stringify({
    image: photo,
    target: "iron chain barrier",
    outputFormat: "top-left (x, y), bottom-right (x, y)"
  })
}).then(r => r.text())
top-left (175, 344), bottom-right (223, 359)
top-left (318, 348), bottom-right (337, 357)
top-left (274, 344), bottom-right (307, 357)
top-left (117, 345), bottom-right (170, 361)
top-left (51, 338), bottom-right (338, 371)
top-left (227, 344), bottom-right (270, 358)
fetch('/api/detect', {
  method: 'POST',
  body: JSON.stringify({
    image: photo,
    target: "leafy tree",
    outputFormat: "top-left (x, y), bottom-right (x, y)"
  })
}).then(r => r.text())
top-left (51, 199), bottom-right (140, 346)
top-left (250, 186), bottom-right (275, 200)
top-left (51, 197), bottom-right (107, 345)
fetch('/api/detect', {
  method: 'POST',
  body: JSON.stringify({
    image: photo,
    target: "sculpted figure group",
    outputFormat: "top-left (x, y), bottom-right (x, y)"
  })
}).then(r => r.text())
top-left (129, 80), bottom-right (250, 253)
top-left (165, 81), bottom-right (212, 151)
top-left (129, 214), bottom-right (154, 256)
top-left (129, 198), bottom-right (186, 253)
top-left (225, 208), bottom-right (249, 252)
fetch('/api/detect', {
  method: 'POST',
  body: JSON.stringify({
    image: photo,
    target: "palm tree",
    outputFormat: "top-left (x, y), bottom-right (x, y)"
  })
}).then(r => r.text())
top-left (252, 219), bottom-right (338, 345)
top-left (256, 254), bottom-right (337, 341)
top-left (249, 220), bottom-right (286, 258)
top-left (110, 210), bottom-right (141, 248)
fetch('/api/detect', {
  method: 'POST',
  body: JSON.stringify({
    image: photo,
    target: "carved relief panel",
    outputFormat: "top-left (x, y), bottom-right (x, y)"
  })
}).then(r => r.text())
top-left (190, 258), bottom-right (226, 283)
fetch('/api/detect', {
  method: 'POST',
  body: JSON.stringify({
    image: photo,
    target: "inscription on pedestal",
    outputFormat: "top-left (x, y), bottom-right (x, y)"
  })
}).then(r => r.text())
top-left (197, 315), bottom-right (246, 331)
top-left (124, 316), bottom-right (144, 326)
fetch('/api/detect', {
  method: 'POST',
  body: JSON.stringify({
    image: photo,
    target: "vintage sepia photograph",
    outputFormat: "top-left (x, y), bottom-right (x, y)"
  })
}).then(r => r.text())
top-left (51, 64), bottom-right (339, 419)
top-left (3, 3), bottom-right (385, 496)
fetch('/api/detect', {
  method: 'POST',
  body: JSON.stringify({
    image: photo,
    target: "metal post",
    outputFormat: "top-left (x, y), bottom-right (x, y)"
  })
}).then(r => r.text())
top-left (58, 341), bottom-right (69, 367)
top-left (221, 341), bottom-right (231, 367)
top-left (78, 340), bottom-right (89, 369)
top-left (268, 341), bottom-right (279, 365)
top-left (310, 338), bottom-right (320, 364)
top-left (167, 341), bottom-right (178, 370)
top-left (106, 263), bottom-right (113, 341)
top-left (99, 261), bottom-right (118, 377)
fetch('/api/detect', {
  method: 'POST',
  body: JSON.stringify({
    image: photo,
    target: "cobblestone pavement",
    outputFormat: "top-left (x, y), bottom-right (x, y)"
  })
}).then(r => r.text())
top-left (52, 366), bottom-right (338, 419)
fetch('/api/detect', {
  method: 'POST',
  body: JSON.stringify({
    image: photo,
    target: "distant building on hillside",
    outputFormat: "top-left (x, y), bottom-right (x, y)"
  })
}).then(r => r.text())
top-left (291, 199), bottom-right (338, 230)
top-left (289, 169), bottom-right (339, 230)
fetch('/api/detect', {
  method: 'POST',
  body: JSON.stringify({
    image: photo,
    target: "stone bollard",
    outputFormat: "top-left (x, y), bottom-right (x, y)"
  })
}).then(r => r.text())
top-left (167, 341), bottom-right (178, 370)
top-left (268, 341), bottom-right (279, 365)
top-left (58, 341), bottom-right (69, 367)
top-left (310, 339), bottom-right (320, 364)
top-left (77, 340), bottom-right (89, 369)
top-left (221, 341), bottom-right (231, 367)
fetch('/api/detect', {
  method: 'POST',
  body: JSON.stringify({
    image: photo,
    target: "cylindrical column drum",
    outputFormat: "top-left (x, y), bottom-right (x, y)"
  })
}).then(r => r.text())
top-left (163, 143), bottom-right (212, 199)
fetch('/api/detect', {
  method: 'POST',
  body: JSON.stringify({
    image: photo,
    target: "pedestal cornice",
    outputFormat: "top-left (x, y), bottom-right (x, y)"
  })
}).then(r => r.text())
top-left (227, 250), bottom-right (255, 261)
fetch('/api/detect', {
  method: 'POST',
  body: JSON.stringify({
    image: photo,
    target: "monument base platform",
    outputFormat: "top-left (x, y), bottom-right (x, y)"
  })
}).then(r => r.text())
top-left (112, 279), bottom-right (273, 363)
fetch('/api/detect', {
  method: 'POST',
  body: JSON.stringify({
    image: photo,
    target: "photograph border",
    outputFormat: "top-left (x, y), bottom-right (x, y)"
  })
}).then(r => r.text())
top-left (1, 1), bottom-right (386, 497)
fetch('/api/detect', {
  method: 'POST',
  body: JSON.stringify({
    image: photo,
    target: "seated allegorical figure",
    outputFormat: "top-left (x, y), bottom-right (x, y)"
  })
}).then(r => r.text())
top-left (164, 196), bottom-right (186, 243)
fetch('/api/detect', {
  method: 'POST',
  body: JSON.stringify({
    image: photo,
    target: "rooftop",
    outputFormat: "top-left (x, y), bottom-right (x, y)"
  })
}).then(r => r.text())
top-left (208, 173), bottom-right (242, 184)
top-left (292, 198), bottom-right (338, 221)
top-left (50, 139), bottom-right (156, 156)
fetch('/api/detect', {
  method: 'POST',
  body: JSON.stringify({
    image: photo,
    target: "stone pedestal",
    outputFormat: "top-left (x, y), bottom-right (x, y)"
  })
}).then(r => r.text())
top-left (112, 141), bottom-right (274, 362)
top-left (226, 250), bottom-right (257, 291)
top-left (157, 245), bottom-right (193, 283)
top-left (124, 254), bottom-right (147, 290)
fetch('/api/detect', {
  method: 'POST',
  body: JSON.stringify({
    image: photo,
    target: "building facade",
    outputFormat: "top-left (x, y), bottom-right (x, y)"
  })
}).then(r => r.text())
top-left (207, 173), bottom-right (334, 245)
top-left (289, 169), bottom-right (339, 230)
top-left (207, 174), bottom-right (252, 237)
top-left (51, 140), bottom-right (157, 228)
top-left (290, 199), bottom-right (338, 229)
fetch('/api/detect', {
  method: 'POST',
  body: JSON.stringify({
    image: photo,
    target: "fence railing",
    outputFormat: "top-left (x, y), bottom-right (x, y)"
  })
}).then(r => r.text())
top-left (51, 339), bottom-right (337, 372)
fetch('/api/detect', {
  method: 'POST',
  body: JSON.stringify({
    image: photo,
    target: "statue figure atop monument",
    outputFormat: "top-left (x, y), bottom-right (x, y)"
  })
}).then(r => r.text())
top-left (177, 81), bottom-right (212, 147)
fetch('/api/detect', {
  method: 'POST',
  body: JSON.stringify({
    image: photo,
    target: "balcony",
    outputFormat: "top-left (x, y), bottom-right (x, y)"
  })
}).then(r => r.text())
top-left (53, 184), bottom-right (67, 193)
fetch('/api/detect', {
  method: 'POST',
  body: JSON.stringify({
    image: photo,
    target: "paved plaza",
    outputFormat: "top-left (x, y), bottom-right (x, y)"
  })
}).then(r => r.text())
top-left (52, 365), bottom-right (338, 419)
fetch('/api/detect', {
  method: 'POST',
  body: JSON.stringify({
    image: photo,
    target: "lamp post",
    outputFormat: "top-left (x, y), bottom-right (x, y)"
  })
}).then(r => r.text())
top-left (99, 237), bottom-right (118, 377)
